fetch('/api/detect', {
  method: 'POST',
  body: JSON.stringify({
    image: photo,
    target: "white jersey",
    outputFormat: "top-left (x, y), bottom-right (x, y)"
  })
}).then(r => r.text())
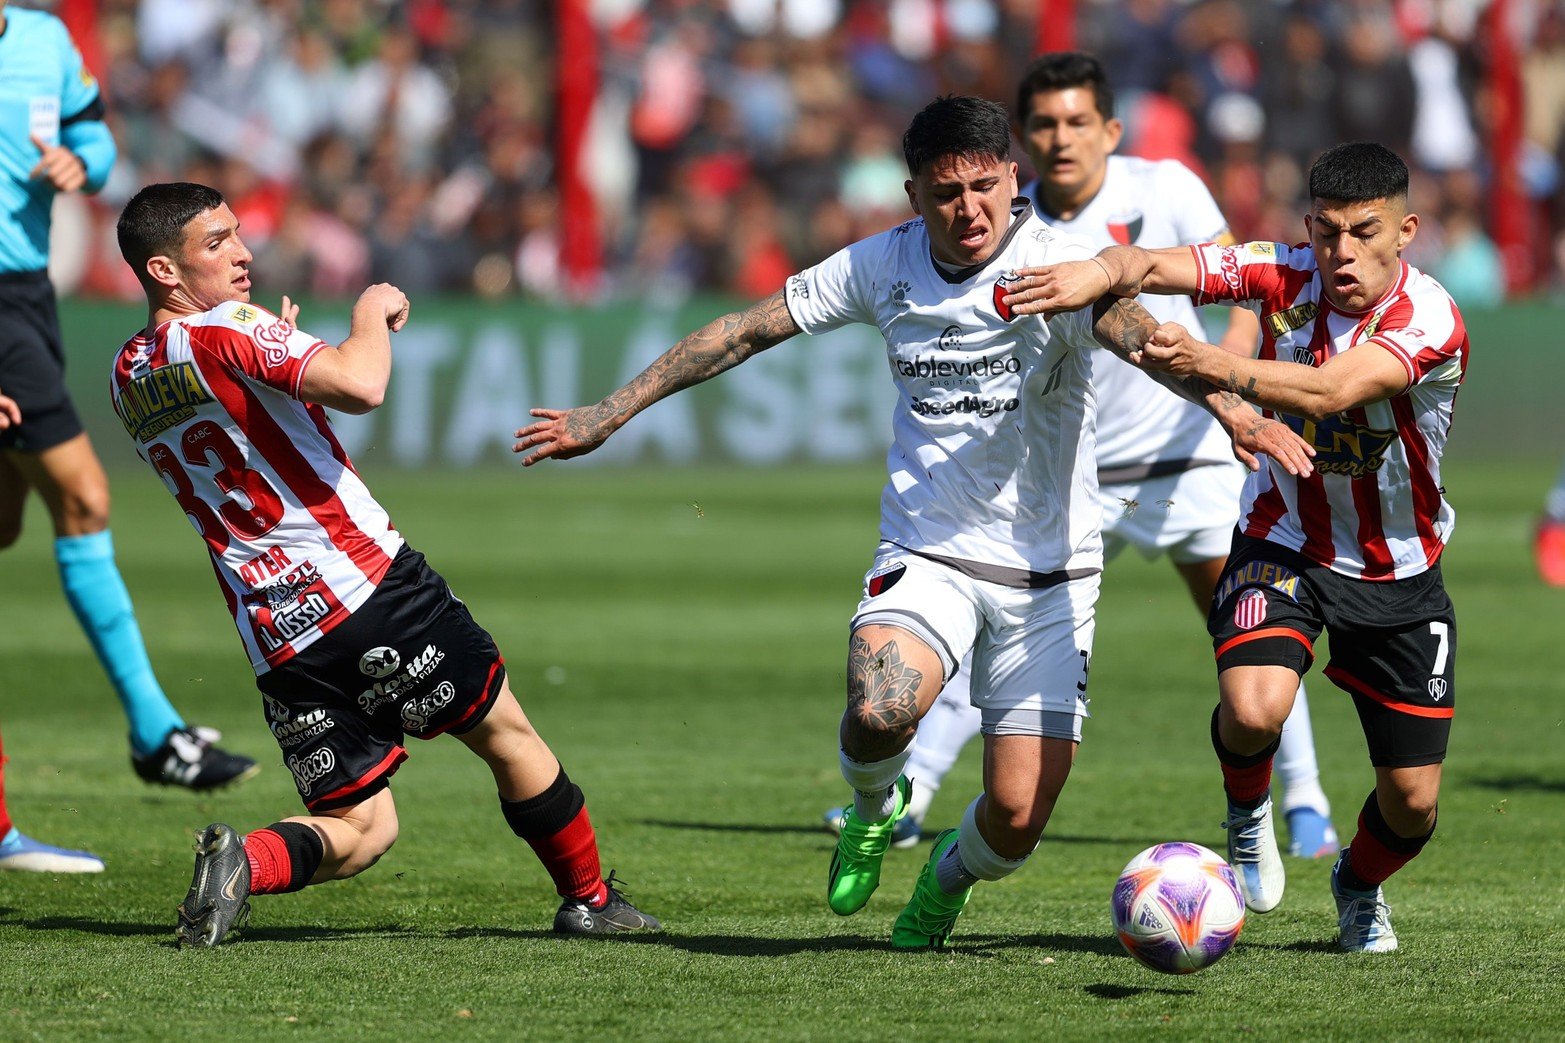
top-left (785, 201), bottom-right (1106, 580)
top-left (1024, 156), bottom-right (1235, 478)
top-left (110, 301), bottom-right (404, 673)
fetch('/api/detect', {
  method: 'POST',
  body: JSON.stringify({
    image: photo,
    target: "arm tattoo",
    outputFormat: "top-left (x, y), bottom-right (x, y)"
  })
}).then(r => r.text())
top-left (1088, 295), bottom-right (1216, 409)
top-left (578, 290), bottom-right (800, 437)
top-left (1223, 371), bottom-right (1261, 402)
top-left (842, 634), bottom-right (923, 758)
top-left (1089, 295), bottom-right (1158, 359)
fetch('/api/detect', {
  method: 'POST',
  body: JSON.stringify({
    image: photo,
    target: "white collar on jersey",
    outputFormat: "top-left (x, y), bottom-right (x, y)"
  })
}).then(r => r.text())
top-left (929, 199), bottom-right (1036, 285)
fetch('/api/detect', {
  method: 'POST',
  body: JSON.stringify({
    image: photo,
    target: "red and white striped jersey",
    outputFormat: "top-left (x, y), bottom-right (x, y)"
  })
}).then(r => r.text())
top-left (1190, 241), bottom-right (1468, 581)
top-left (110, 300), bottom-right (404, 672)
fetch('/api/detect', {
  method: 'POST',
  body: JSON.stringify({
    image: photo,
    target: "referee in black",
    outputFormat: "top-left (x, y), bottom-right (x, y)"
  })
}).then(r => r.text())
top-left (0, 2), bottom-right (254, 789)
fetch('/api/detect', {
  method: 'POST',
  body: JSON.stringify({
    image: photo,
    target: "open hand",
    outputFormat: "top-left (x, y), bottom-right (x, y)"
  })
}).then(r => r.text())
top-left (1231, 414), bottom-right (1315, 477)
top-left (513, 406), bottom-right (614, 466)
top-left (1000, 260), bottom-right (1112, 317)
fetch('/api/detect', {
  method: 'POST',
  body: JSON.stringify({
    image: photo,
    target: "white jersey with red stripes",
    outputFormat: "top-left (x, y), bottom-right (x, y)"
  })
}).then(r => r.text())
top-left (110, 300), bottom-right (404, 672)
top-left (1191, 240), bottom-right (1468, 580)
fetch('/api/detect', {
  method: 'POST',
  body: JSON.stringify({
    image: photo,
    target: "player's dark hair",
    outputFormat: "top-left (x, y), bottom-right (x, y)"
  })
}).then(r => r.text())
top-left (116, 182), bottom-right (228, 286)
top-left (903, 96), bottom-right (1013, 176)
top-left (1015, 52), bottom-right (1115, 123)
top-left (1308, 143), bottom-right (1409, 204)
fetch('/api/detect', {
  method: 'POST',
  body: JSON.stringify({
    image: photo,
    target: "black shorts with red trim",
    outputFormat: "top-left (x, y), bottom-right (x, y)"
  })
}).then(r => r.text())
top-left (0, 271), bottom-right (84, 453)
top-left (255, 544), bottom-right (506, 811)
top-left (1209, 532), bottom-right (1456, 767)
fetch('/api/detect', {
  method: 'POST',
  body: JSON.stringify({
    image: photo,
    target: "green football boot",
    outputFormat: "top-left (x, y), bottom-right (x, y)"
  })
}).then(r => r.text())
top-left (827, 775), bottom-right (912, 916)
top-left (892, 828), bottom-right (972, 950)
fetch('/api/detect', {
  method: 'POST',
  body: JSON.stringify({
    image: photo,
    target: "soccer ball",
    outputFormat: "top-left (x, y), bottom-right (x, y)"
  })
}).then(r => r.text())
top-left (1111, 842), bottom-right (1245, 974)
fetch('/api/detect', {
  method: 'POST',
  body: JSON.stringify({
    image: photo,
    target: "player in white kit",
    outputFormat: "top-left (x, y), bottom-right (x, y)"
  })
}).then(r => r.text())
top-left (112, 183), bottom-right (658, 946)
top-left (515, 97), bottom-right (1315, 948)
top-left (825, 53), bottom-right (1339, 859)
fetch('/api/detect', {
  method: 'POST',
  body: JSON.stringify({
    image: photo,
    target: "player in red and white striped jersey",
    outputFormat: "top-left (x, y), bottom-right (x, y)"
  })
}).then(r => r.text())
top-left (113, 182), bottom-right (658, 946)
top-left (1004, 143), bottom-right (1464, 953)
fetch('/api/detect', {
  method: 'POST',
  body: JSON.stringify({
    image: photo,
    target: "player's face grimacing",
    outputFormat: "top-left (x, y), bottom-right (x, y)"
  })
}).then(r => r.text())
top-left (1305, 196), bottom-right (1418, 313)
top-left (169, 204), bottom-right (255, 310)
top-left (905, 154), bottom-right (1019, 268)
top-left (1018, 86), bottom-right (1121, 212)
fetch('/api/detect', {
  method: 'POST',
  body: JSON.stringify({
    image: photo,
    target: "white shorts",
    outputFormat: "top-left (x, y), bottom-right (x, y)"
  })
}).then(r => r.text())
top-left (1099, 460), bottom-right (1244, 565)
top-left (850, 544), bottom-right (1100, 741)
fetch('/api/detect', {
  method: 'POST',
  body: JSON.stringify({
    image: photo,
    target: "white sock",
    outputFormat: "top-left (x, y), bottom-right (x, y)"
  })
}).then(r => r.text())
top-left (906, 780), bottom-right (937, 825)
top-left (935, 796), bottom-right (1032, 894)
top-left (1276, 682), bottom-right (1330, 815)
top-left (840, 747), bottom-right (910, 822)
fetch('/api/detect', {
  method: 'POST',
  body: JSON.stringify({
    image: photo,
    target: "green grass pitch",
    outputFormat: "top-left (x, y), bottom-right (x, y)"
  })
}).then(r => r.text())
top-left (1, 459), bottom-right (1562, 1040)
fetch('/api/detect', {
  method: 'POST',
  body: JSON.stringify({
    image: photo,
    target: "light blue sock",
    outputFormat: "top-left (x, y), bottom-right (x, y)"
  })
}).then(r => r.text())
top-left (55, 531), bottom-right (183, 756)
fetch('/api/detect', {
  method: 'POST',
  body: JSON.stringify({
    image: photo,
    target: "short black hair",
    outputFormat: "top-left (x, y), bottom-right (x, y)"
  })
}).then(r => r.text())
top-left (117, 182), bottom-right (227, 287)
top-left (1015, 52), bottom-right (1114, 123)
top-left (903, 96), bottom-right (1013, 176)
top-left (1308, 143), bottom-right (1409, 204)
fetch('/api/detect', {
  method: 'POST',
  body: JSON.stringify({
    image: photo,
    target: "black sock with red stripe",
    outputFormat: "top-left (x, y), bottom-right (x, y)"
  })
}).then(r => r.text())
top-left (1211, 705), bottom-right (1279, 811)
top-left (1339, 790), bottom-right (1435, 891)
top-left (245, 822), bottom-right (325, 894)
top-left (501, 768), bottom-right (608, 907)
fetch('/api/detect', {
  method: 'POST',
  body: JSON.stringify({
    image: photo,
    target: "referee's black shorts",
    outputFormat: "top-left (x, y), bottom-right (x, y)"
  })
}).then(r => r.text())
top-left (0, 270), bottom-right (84, 453)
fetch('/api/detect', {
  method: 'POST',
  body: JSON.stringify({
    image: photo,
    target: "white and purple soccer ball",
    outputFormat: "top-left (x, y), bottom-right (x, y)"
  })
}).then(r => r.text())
top-left (1112, 842), bottom-right (1245, 974)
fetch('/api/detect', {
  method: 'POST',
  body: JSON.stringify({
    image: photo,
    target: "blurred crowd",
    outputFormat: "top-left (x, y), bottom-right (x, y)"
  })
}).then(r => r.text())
top-left (61, 0), bottom-right (1565, 305)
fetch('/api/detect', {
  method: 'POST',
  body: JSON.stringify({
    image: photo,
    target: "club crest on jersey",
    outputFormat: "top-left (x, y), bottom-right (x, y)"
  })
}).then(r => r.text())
top-left (1283, 414), bottom-right (1397, 477)
top-left (231, 305), bottom-right (259, 324)
top-left (867, 561), bottom-right (906, 597)
top-left (891, 280), bottom-right (912, 307)
top-left (993, 270), bottom-right (1022, 322)
top-left (1265, 300), bottom-right (1319, 338)
top-left (115, 362), bottom-right (213, 443)
top-left (1233, 588), bottom-right (1268, 631)
top-left (1214, 560), bottom-right (1300, 608)
top-left (1106, 212), bottom-right (1143, 246)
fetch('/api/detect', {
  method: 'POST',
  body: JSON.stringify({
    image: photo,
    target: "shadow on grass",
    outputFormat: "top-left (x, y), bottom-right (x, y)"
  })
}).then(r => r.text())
top-left (638, 819), bottom-right (831, 836)
top-left (444, 927), bottom-right (887, 955)
top-left (1465, 773), bottom-right (1565, 795)
top-left (639, 820), bottom-right (1145, 847)
top-left (961, 932), bottom-right (1126, 959)
top-left (2, 913), bottom-right (420, 946)
top-left (1084, 982), bottom-right (1197, 999)
top-left (1243, 937), bottom-right (1339, 955)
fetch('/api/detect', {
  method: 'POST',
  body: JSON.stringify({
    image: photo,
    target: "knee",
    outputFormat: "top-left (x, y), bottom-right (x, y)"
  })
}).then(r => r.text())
top-left (59, 477), bottom-right (110, 535)
top-left (980, 796), bottom-right (1050, 858)
top-left (1223, 697), bottom-right (1285, 743)
top-left (339, 799), bottom-right (399, 876)
top-left (1382, 787), bottom-right (1439, 835)
top-left (840, 699), bottom-right (915, 756)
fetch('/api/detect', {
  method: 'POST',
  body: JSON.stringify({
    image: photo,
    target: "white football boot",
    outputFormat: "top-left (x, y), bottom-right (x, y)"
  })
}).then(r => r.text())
top-left (1222, 795), bottom-right (1286, 912)
top-left (1331, 854), bottom-right (1398, 953)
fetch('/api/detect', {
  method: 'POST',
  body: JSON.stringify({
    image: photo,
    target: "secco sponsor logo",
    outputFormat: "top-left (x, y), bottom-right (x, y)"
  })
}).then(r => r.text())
top-left (896, 354), bottom-right (1020, 380)
top-left (911, 395), bottom-right (1020, 418)
top-left (401, 681), bottom-right (457, 733)
top-left (287, 747), bottom-right (335, 794)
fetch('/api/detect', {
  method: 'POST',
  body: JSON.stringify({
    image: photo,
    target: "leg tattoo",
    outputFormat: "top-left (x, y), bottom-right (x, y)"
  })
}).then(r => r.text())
top-left (842, 634), bottom-right (924, 759)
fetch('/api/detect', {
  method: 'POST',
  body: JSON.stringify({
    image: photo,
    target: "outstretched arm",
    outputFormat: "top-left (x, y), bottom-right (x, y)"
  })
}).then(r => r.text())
top-left (1001, 245), bottom-right (1205, 317)
top-left (514, 290), bottom-right (801, 465)
top-left (1087, 297), bottom-right (1315, 476)
top-left (1135, 321), bottom-right (1410, 421)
